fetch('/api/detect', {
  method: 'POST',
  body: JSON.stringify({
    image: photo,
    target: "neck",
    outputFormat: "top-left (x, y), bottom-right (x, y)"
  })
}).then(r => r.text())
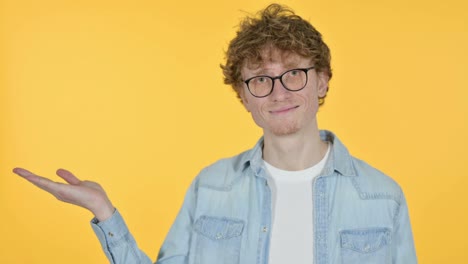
top-left (262, 125), bottom-right (328, 171)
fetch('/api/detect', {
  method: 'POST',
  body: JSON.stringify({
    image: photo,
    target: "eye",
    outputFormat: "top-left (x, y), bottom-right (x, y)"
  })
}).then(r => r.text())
top-left (256, 77), bottom-right (268, 83)
top-left (289, 70), bottom-right (300, 76)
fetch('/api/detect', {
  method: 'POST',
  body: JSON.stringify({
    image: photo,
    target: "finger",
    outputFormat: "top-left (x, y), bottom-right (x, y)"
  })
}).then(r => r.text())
top-left (13, 167), bottom-right (84, 205)
top-left (13, 167), bottom-right (56, 191)
top-left (13, 167), bottom-right (38, 179)
top-left (22, 173), bottom-right (58, 190)
top-left (56, 168), bottom-right (81, 185)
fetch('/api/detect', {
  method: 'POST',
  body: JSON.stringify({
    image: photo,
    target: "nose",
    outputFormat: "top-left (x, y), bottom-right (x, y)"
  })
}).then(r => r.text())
top-left (270, 79), bottom-right (291, 101)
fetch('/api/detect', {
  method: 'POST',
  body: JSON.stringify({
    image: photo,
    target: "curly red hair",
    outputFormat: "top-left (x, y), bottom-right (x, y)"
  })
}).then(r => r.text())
top-left (221, 3), bottom-right (332, 105)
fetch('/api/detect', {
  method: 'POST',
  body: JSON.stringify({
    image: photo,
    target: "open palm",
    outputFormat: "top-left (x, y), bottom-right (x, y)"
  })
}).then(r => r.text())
top-left (13, 167), bottom-right (115, 221)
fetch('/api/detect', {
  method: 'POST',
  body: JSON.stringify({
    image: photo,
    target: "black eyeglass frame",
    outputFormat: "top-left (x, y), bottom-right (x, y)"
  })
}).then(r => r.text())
top-left (243, 66), bottom-right (315, 98)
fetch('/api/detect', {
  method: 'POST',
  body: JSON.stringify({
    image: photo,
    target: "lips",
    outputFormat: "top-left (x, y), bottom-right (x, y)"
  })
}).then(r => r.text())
top-left (269, 105), bottom-right (299, 114)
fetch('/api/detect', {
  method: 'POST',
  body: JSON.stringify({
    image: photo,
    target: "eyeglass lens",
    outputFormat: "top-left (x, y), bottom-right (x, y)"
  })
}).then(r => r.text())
top-left (248, 69), bottom-right (307, 97)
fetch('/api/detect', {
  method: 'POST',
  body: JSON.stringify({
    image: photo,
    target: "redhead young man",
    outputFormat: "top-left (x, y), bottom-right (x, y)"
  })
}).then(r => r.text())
top-left (14, 4), bottom-right (417, 264)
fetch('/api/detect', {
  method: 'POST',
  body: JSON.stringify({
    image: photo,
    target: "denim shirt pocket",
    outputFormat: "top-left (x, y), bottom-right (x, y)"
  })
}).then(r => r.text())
top-left (340, 227), bottom-right (391, 264)
top-left (194, 216), bottom-right (245, 264)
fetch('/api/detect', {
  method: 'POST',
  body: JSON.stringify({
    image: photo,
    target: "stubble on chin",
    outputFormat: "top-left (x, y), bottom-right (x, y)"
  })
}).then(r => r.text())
top-left (268, 121), bottom-right (300, 136)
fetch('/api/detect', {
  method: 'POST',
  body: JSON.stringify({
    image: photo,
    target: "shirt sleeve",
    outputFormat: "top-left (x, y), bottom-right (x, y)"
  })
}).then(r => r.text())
top-left (91, 209), bottom-right (153, 264)
top-left (154, 179), bottom-right (198, 264)
top-left (392, 190), bottom-right (418, 263)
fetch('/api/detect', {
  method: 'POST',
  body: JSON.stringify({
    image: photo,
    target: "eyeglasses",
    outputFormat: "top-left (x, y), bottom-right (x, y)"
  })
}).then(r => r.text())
top-left (243, 66), bottom-right (315, 98)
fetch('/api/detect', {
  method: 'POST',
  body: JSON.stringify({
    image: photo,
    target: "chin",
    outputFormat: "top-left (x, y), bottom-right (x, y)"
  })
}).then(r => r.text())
top-left (269, 123), bottom-right (300, 136)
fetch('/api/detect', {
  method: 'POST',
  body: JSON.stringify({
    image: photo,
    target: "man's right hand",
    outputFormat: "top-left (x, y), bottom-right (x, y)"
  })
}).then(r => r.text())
top-left (13, 167), bottom-right (115, 222)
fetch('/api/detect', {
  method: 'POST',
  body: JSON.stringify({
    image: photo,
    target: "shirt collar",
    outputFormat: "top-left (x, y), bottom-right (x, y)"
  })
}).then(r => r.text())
top-left (240, 130), bottom-right (356, 177)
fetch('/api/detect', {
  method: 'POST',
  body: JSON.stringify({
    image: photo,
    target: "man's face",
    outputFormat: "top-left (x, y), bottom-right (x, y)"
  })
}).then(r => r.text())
top-left (239, 48), bottom-right (329, 137)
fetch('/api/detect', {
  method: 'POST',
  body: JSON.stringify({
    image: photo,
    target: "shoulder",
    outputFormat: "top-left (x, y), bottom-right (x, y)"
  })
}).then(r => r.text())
top-left (194, 149), bottom-right (252, 191)
top-left (350, 156), bottom-right (404, 204)
top-left (323, 130), bottom-right (404, 204)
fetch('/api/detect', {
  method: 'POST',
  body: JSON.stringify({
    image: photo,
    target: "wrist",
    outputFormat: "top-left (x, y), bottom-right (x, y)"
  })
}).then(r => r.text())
top-left (91, 199), bottom-right (115, 222)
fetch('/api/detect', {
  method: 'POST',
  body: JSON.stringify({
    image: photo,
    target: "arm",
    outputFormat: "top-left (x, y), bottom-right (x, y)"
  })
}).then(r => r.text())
top-left (90, 177), bottom-right (200, 264)
top-left (392, 191), bottom-right (418, 263)
top-left (13, 167), bottom-right (153, 264)
top-left (93, 174), bottom-right (199, 264)
top-left (155, 179), bottom-right (198, 264)
top-left (91, 209), bottom-right (153, 264)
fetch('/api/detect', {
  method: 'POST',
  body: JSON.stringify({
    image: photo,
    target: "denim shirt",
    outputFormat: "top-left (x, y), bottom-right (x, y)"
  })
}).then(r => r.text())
top-left (91, 130), bottom-right (417, 264)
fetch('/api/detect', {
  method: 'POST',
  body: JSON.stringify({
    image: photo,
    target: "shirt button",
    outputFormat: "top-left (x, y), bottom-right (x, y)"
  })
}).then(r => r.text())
top-left (215, 233), bottom-right (223, 240)
top-left (364, 244), bottom-right (371, 252)
top-left (262, 226), bottom-right (268, 232)
top-left (108, 232), bottom-right (114, 237)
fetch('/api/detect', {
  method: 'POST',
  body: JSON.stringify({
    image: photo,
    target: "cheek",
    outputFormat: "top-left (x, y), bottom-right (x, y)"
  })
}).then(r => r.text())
top-left (244, 96), bottom-right (263, 113)
top-left (249, 103), bottom-right (264, 118)
top-left (243, 99), bottom-right (255, 113)
top-left (247, 101), bottom-right (268, 123)
top-left (247, 106), bottom-right (266, 128)
top-left (299, 89), bottom-right (316, 106)
top-left (298, 90), bottom-right (320, 114)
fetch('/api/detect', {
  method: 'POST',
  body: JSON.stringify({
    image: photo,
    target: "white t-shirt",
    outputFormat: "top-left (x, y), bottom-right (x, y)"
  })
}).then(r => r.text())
top-left (264, 144), bottom-right (331, 264)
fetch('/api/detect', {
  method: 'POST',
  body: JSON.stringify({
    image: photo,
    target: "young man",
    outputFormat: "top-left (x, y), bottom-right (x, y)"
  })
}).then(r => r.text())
top-left (14, 4), bottom-right (417, 264)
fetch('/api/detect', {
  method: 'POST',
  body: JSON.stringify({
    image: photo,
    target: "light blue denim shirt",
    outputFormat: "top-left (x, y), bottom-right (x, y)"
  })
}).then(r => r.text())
top-left (91, 130), bottom-right (417, 264)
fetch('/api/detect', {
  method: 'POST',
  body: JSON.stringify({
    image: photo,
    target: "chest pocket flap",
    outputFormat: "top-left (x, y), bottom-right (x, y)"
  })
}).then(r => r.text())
top-left (195, 216), bottom-right (244, 240)
top-left (340, 227), bottom-right (391, 253)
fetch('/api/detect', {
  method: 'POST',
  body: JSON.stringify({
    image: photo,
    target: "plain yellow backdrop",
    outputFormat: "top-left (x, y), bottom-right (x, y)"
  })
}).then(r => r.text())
top-left (1, 0), bottom-right (467, 263)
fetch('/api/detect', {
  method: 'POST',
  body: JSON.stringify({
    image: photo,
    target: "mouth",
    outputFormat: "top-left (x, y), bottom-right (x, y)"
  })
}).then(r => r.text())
top-left (269, 105), bottom-right (299, 115)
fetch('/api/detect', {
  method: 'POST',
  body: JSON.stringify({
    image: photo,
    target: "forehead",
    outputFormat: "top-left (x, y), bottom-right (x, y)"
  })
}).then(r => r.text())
top-left (243, 47), bottom-right (311, 74)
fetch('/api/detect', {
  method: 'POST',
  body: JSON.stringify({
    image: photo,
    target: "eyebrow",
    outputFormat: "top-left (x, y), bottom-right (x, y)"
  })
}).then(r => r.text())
top-left (248, 63), bottom-right (305, 76)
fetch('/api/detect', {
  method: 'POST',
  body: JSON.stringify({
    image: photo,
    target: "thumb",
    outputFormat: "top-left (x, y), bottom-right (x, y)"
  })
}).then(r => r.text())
top-left (56, 168), bottom-right (81, 185)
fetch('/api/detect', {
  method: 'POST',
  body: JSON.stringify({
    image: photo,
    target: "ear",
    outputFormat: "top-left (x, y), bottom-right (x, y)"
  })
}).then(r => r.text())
top-left (317, 71), bottom-right (329, 97)
top-left (238, 86), bottom-right (251, 113)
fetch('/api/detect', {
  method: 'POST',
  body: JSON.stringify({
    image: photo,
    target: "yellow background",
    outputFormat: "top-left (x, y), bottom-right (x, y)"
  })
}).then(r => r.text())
top-left (1, 0), bottom-right (467, 263)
